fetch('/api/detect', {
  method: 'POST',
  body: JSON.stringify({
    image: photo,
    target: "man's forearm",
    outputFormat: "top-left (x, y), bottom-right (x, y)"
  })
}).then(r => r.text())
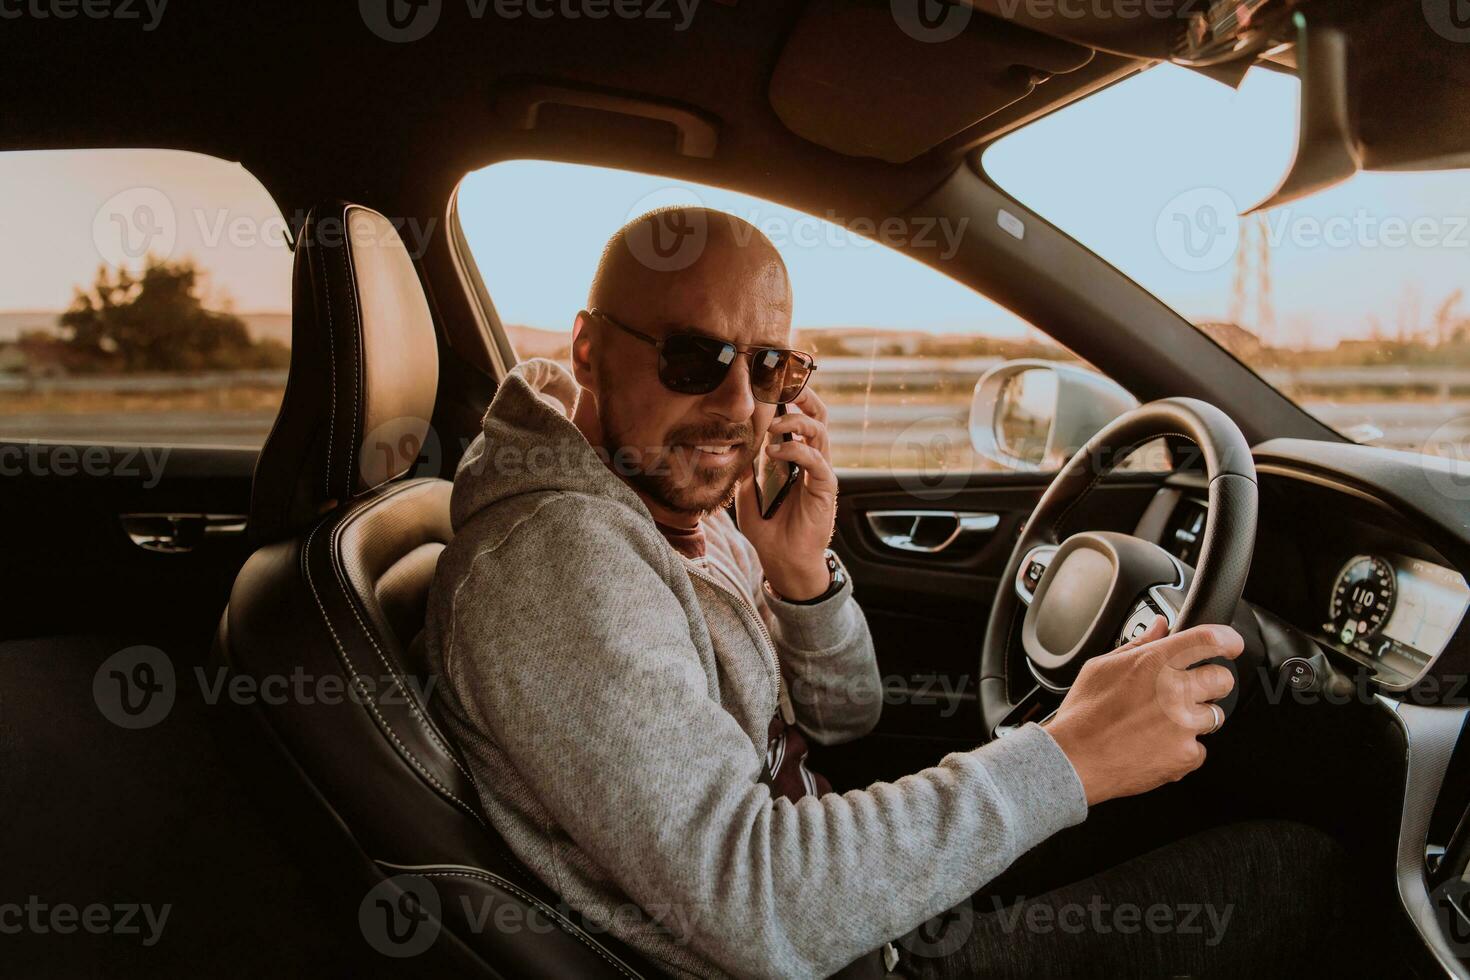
top-left (763, 559), bottom-right (883, 744)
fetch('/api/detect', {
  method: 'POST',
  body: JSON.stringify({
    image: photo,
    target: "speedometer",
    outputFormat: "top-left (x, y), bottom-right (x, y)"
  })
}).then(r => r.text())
top-left (1329, 555), bottom-right (1396, 647)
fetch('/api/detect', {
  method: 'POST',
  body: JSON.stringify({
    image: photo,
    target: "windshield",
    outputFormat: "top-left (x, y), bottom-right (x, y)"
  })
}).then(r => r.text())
top-left (984, 64), bottom-right (1470, 454)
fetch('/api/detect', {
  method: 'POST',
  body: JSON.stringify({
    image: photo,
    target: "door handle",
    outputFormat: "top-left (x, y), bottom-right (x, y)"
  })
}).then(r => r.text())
top-left (120, 513), bottom-right (247, 554)
top-left (864, 510), bottom-right (999, 554)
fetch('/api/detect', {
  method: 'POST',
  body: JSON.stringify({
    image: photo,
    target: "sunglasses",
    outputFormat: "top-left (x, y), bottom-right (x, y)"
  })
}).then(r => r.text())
top-left (585, 308), bottom-right (817, 405)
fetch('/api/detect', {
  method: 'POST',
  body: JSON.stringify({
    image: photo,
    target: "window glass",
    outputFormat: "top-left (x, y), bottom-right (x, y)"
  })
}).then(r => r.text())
top-left (457, 160), bottom-right (1162, 476)
top-left (985, 64), bottom-right (1470, 454)
top-left (0, 149), bottom-right (291, 447)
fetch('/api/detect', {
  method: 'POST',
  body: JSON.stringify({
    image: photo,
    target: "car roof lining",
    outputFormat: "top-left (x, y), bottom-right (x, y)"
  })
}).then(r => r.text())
top-left (0, 0), bottom-right (1142, 225)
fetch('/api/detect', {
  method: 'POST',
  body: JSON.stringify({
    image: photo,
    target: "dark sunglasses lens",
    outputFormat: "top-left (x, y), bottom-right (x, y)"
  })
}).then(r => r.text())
top-left (659, 334), bottom-right (735, 394)
top-left (750, 348), bottom-right (812, 404)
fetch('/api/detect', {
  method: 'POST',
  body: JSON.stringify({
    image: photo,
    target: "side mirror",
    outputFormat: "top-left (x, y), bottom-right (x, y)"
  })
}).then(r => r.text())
top-left (969, 359), bottom-right (1138, 472)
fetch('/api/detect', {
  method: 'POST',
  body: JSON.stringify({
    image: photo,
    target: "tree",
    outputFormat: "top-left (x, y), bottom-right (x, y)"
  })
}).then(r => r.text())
top-left (57, 256), bottom-right (287, 373)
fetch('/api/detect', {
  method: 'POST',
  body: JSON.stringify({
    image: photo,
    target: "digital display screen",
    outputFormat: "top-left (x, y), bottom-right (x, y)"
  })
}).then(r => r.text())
top-left (1325, 553), bottom-right (1470, 674)
top-left (1381, 558), bottom-right (1470, 659)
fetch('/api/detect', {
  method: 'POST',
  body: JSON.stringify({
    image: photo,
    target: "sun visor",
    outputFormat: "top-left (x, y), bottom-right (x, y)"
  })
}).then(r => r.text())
top-left (769, 0), bottom-right (1093, 163)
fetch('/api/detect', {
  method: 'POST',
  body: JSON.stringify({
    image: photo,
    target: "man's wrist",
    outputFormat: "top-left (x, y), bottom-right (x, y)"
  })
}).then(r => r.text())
top-left (763, 553), bottom-right (835, 603)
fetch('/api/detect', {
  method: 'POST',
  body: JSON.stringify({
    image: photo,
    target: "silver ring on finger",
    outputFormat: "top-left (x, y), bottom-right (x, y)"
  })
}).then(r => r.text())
top-left (1203, 702), bottom-right (1224, 735)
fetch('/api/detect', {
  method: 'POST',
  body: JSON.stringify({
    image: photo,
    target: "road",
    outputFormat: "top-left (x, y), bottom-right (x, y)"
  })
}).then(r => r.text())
top-left (2, 364), bottom-right (1468, 461)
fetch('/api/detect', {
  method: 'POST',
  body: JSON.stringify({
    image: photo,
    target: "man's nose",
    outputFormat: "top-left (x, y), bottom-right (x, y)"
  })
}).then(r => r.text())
top-left (702, 354), bottom-right (756, 422)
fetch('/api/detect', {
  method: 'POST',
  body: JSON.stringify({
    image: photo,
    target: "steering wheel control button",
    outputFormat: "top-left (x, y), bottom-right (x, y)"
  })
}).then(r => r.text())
top-left (1283, 657), bottom-right (1316, 691)
top-left (1119, 601), bottom-right (1160, 646)
top-left (1013, 545), bottom-right (1057, 605)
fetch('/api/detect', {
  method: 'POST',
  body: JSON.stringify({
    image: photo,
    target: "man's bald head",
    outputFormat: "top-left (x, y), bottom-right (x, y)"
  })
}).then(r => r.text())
top-left (587, 207), bottom-right (792, 318)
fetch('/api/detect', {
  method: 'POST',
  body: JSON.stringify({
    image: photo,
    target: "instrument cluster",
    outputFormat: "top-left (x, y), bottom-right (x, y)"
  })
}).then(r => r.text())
top-left (1322, 552), bottom-right (1470, 685)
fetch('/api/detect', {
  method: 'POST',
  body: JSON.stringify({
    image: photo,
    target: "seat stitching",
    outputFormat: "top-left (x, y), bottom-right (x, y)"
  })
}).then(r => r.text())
top-left (329, 479), bottom-right (475, 783)
top-left (341, 206), bottom-right (363, 497)
top-left (302, 500), bottom-right (486, 828)
top-left (319, 235), bottom-right (338, 499)
top-left (412, 870), bottom-right (641, 979)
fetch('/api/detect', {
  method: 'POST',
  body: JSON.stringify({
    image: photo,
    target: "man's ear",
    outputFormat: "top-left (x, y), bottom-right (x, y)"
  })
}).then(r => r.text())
top-left (570, 312), bottom-right (596, 389)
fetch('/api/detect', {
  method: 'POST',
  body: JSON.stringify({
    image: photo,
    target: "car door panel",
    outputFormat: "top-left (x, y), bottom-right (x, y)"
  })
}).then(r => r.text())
top-left (814, 468), bottom-right (1167, 786)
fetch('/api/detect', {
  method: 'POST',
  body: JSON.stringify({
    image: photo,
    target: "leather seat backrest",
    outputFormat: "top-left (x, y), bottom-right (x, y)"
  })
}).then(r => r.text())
top-left (219, 201), bottom-right (656, 978)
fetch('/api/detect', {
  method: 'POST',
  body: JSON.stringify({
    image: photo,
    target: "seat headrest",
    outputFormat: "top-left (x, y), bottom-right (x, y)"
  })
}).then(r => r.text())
top-left (250, 202), bottom-right (439, 544)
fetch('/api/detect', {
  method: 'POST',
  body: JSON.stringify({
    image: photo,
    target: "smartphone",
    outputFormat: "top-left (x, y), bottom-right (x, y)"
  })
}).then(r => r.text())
top-left (752, 403), bottom-right (803, 519)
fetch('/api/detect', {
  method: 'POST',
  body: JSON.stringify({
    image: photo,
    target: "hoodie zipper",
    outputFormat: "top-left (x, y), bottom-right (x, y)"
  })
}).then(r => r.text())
top-left (683, 561), bottom-right (796, 725)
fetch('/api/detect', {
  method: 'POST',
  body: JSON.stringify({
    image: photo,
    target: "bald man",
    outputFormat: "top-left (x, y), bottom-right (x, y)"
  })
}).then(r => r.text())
top-left (425, 209), bottom-right (1352, 979)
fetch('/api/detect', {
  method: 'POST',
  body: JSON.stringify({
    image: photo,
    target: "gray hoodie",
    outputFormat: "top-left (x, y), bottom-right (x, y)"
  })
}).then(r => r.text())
top-left (424, 358), bottom-right (1089, 979)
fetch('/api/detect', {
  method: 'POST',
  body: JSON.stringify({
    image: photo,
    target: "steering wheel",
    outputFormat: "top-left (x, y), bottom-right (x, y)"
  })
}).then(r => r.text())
top-left (979, 398), bottom-right (1259, 739)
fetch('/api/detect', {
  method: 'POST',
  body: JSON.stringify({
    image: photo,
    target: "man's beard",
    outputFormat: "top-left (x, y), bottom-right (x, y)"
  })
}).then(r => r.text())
top-left (606, 418), bottom-right (756, 517)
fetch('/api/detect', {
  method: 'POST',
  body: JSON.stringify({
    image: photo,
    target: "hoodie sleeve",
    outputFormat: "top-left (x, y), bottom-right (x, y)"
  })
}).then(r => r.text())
top-left (704, 510), bottom-right (883, 746)
top-left (438, 493), bottom-right (1088, 980)
top-left (757, 553), bottom-right (884, 746)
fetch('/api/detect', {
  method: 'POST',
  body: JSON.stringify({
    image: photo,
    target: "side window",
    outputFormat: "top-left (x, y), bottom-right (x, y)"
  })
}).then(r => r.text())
top-left (456, 160), bottom-right (1162, 476)
top-left (0, 150), bottom-right (292, 447)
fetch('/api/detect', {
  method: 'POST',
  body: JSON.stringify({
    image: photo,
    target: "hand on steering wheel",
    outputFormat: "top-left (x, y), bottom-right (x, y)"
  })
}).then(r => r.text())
top-left (979, 397), bottom-right (1262, 788)
top-left (1045, 615), bottom-right (1244, 806)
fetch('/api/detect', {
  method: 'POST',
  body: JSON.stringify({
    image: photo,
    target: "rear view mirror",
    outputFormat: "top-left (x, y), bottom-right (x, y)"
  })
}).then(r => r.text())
top-left (1246, 6), bottom-right (1470, 214)
top-left (969, 360), bottom-right (1138, 472)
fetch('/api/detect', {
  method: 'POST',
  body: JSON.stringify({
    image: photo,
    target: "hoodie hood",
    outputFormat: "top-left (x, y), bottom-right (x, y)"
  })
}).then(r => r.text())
top-left (450, 357), bottom-right (647, 531)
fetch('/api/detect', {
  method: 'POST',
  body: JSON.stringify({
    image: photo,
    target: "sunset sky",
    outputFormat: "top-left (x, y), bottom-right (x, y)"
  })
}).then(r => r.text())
top-left (2, 64), bottom-right (1465, 351)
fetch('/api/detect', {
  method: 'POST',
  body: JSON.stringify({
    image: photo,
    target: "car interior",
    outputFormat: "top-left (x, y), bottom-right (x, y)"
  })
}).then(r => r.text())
top-left (5, 0), bottom-right (1470, 976)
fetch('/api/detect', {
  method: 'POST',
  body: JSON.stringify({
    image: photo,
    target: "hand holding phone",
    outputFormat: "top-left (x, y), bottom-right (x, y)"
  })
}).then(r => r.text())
top-left (752, 403), bottom-right (802, 519)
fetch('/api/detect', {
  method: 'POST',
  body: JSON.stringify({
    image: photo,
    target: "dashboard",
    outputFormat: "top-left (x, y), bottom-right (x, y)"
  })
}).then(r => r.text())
top-left (1142, 439), bottom-right (1470, 694)
top-left (1132, 437), bottom-right (1470, 977)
